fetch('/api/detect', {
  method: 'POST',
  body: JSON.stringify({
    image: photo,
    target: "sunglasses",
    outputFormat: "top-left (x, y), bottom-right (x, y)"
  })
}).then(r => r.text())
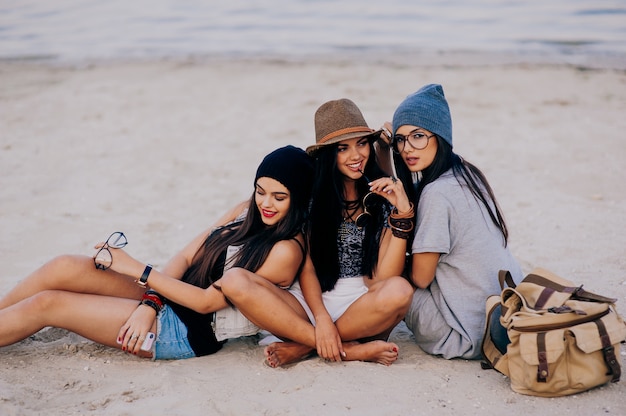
top-left (354, 192), bottom-right (379, 228)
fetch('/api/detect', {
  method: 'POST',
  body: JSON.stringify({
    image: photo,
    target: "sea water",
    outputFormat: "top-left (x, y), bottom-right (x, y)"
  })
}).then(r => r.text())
top-left (1, 0), bottom-right (625, 68)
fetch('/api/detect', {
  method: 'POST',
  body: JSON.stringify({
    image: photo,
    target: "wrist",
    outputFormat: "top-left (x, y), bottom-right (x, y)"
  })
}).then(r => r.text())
top-left (136, 264), bottom-right (153, 287)
top-left (314, 312), bottom-right (333, 324)
top-left (139, 290), bottom-right (164, 314)
top-left (391, 202), bottom-right (414, 219)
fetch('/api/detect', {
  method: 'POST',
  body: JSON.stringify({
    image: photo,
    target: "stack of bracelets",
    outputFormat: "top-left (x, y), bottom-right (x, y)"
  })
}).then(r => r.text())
top-left (388, 202), bottom-right (415, 240)
top-left (139, 290), bottom-right (165, 314)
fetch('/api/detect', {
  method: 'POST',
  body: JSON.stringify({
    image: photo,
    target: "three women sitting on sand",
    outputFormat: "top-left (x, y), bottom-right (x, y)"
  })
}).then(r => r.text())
top-left (0, 84), bottom-right (522, 366)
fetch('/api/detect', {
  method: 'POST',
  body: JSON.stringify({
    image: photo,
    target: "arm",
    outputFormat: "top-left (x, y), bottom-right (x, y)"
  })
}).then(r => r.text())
top-left (115, 200), bottom-right (251, 352)
top-left (252, 236), bottom-right (306, 288)
top-left (374, 227), bottom-right (409, 280)
top-left (298, 254), bottom-right (345, 361)
top-left (410, 252), bottom-right (440, 289)
top-left (366, 176), bottom-right (413, 281)
top-left (159, 200), bottom-right (250, 279)
top-left (107, 207), bottom-right (304, 314)
top-left (141, 236), bottom-right (305, 312)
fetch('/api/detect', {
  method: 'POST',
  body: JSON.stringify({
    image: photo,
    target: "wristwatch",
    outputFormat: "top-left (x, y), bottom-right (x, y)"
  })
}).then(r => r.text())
top-left (136, 264), bottom-right (153, 287)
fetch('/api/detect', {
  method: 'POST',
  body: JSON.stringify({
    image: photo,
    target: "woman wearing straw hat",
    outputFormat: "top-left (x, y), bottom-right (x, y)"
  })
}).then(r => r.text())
top-left (219, 99), bottom-right (414, 367)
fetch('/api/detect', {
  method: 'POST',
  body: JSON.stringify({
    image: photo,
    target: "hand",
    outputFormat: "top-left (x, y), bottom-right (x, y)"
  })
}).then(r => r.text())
top-left (117, 304), bottom-right (157, 355)
top-left (367, 176), bottom-right (412, 214)
top-left (314, 315), bottom-right (345, 362)
top-left (93, 241), bottom-right (142, 277)
top-left (379, 121), bottom-right (393, 145)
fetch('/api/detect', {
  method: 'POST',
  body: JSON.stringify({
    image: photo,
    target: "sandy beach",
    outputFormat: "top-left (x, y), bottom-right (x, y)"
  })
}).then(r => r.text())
top-left (1, 58), bottom-right (625, 415)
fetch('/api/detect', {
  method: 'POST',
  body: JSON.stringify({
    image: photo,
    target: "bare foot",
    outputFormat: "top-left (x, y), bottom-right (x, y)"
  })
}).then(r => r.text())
top-left (342, 340), bottom-right (399, 366)
top-left (264, 342), bottom-right (314, 368)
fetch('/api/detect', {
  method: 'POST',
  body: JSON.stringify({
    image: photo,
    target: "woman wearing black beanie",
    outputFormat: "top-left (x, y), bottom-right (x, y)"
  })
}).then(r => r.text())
top-left (0, 146), bottom-right (315, 360)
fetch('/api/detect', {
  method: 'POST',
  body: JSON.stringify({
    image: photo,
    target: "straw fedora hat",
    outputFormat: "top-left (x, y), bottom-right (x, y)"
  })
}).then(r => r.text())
top-left (306, 98), bottom-right (382, 155)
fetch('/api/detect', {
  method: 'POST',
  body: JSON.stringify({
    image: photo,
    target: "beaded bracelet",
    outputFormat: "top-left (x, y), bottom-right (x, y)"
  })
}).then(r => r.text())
top-left (142, 294), bottom-right (163, 310)
top-left (390, 202), bottom-right (415, 219)
top-left (388, 216), bottom-right (414, 240)
top-left (139, 298), bottom-right (162, 314)
top-left (144, 290), bottom-right (165, 305)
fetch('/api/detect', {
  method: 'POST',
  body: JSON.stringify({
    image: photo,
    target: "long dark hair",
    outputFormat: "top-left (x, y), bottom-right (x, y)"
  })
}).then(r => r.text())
top-left (181, 187), bottom-right (309, 289)
top-left (393, 135), bottom-right (509, 246)
top-left (308, 139), bottom-right (389, 292)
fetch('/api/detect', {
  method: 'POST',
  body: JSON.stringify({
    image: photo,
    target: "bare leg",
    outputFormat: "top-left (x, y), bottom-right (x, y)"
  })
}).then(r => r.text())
top-left (221, 270), bottom-right (412, 368)
top-left (219, 268), bottom-right (316, 344)
top-left (335, 276), bottom-right (413, 341)
top-left (219, 268), bottom-right (319, 367)
top-left (0, 290), bottom-right (156, 358)
top-left (0, 255), bottom-right (145, 310)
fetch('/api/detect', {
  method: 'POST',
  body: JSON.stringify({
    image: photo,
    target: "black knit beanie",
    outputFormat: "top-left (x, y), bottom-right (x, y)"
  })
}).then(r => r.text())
top-left (255, 145), bottom-right (314, 207)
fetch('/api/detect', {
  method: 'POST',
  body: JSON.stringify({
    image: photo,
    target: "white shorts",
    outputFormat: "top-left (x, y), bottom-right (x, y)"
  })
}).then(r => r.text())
top-left (289, 277), bottom-right (368, 326)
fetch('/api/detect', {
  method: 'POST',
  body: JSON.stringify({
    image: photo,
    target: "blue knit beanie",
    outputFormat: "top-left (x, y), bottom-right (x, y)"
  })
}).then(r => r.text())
top-left (392, 84), bottom-right (453, 147)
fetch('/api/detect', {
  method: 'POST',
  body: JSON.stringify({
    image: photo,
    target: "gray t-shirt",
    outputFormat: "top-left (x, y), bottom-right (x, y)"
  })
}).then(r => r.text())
top-left (409, 170), bottom-right (523, 359)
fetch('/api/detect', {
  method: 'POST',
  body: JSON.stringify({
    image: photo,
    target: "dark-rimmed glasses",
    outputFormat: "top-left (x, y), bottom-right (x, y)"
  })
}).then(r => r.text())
top-left (392, 130), bottom-right (434, 153)
top-left (94, 231), bottom-right (127, 270)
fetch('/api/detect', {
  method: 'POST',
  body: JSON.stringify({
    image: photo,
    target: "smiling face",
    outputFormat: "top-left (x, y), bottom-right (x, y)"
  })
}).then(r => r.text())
top-left (254, 177), bottom-right (291, 226)
top-left (395, 125), bottom-right (438, 172)
top-left (335, 136), bottom-right (371, 182)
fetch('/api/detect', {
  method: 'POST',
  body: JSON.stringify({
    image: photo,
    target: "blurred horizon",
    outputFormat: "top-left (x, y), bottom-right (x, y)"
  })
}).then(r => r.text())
top-left (1, 0), bottom-right (625, 69)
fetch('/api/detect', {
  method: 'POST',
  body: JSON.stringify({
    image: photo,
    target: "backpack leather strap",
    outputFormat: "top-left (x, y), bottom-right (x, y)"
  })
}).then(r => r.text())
top-left (595, 318), bottom-right (621, 382)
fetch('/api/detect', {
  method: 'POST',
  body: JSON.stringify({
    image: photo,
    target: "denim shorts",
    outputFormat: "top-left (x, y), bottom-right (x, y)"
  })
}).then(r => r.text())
top-left (154, 305), bottom-right (197, 360)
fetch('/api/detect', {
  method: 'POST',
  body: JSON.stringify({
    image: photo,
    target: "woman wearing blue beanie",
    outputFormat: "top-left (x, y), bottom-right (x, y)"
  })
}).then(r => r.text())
top-left (390, 84), bottom-right (523, 359)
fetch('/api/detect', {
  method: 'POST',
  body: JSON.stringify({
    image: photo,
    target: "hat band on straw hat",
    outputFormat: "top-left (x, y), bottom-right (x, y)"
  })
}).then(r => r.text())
top-left (318, 126), bottom-right (374, 145)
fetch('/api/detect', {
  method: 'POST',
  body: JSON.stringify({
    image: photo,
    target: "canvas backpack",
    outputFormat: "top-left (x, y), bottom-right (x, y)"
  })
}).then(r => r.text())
top-left (481, 268), bottom-right (626, 397)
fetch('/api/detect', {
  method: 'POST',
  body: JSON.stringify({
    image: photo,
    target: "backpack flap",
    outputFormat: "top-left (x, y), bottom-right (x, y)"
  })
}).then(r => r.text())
top-left (517, 268), bottom-right (617, 310)
top-left (518, 330), bottom-right (566, 382)
top-left (510, 300), bottom-right (611, 332)
top-left (570, 311), bottom-right (626, 382)
top-left (516, 269), bottom-right (579, 309)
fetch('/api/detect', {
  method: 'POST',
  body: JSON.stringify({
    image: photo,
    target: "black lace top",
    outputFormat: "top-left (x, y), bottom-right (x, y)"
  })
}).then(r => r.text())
top-left (337, 203), bottom-right (391, 279)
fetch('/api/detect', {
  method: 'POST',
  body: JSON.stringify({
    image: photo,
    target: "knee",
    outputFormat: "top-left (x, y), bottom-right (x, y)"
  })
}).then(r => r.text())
top-left (219, 268), bottom-right (254, 300)
top-left (381, 277), bottom-right (414, 312)
top-left (44, 254), bottom-right (88, 281)
top-left (48, 254), bottom-right (82, 269)
top-left (24, 290), bottom-right (62, 314)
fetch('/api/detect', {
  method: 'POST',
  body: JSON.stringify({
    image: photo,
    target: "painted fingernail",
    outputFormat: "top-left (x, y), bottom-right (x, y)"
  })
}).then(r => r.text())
top-left (393, 347), bottom-right (398, 352)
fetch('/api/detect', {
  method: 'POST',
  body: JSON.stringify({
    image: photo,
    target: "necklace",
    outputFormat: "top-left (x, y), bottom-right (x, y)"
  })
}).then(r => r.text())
top-left (342, 199), bottom-right (362, 222)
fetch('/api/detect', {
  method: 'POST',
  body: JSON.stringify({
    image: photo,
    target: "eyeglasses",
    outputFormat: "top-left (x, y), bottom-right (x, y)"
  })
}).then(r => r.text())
top-left (392, 130), bottom-right (434, 153)
top-left (354, 192), bottom-right (378, 228)
top-left (94, 231), bottom-right (128, 270)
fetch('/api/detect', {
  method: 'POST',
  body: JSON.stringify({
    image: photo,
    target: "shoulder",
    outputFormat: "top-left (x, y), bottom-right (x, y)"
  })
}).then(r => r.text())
top-left (423, 170), bottom-right (455, 191)
top-left (268, 234), bottom-right (306, 260)
top-left (422, 170), bottom-right (471, 201)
